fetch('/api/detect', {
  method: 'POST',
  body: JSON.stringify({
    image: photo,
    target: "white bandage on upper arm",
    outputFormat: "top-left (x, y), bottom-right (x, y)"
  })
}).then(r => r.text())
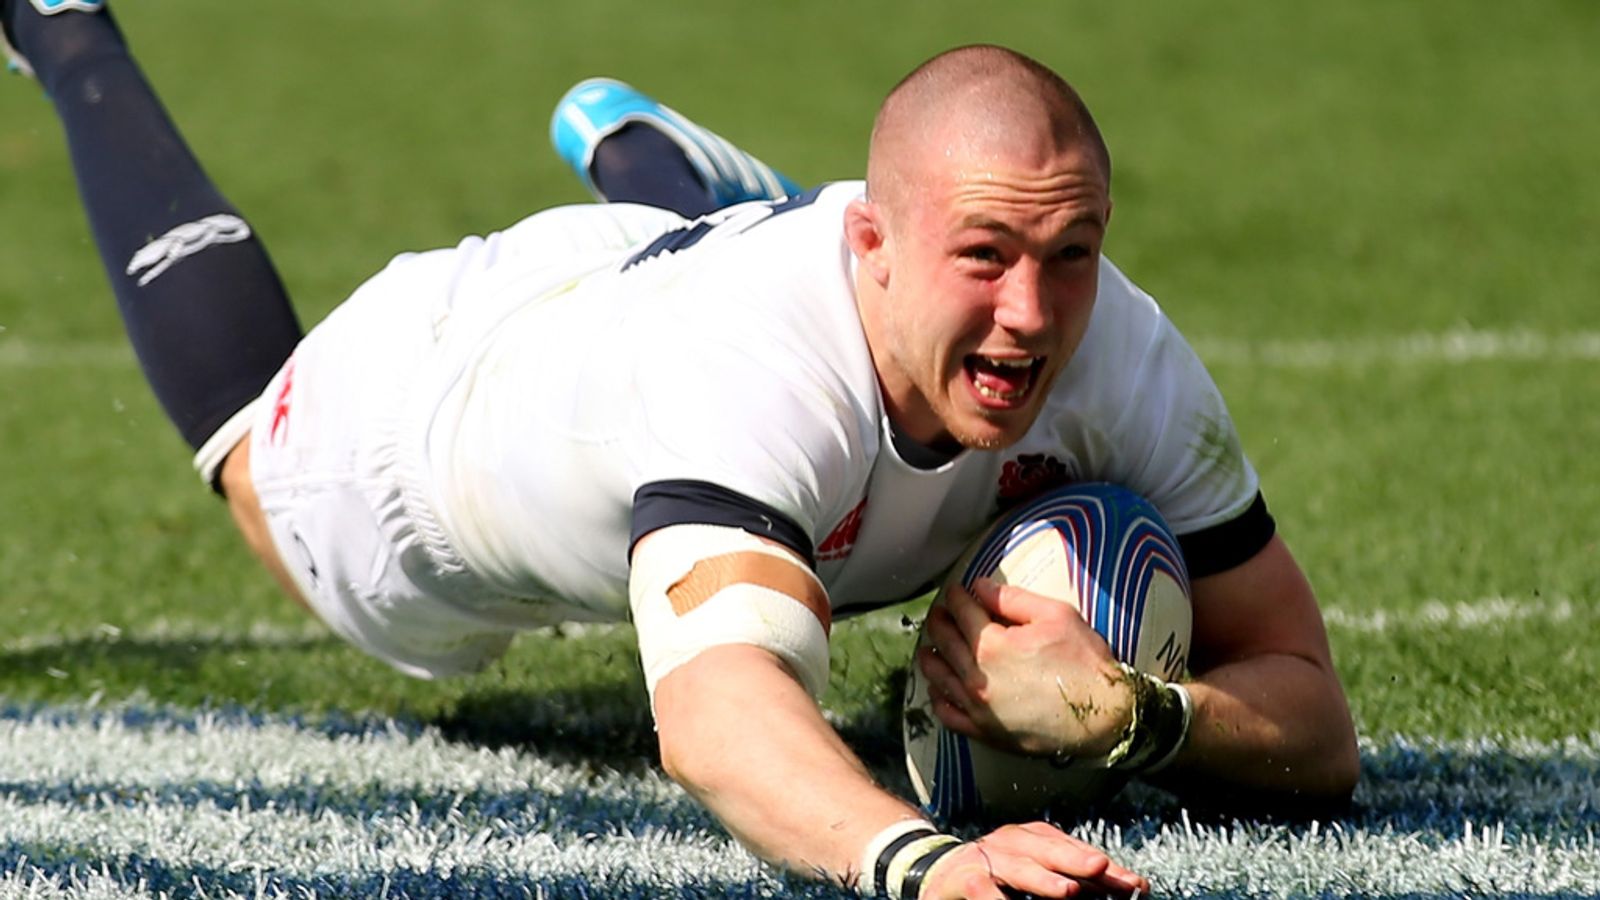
top-left (630, 524), bottom-right (832, 705)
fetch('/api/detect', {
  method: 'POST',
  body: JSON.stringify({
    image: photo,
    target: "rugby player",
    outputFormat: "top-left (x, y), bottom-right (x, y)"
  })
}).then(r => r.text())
top-left (4, 0), bottom-right (1358, 895)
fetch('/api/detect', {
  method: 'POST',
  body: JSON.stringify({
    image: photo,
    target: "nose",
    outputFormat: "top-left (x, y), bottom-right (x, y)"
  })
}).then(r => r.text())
top-left (992, 260), bottom-right (1052, 336)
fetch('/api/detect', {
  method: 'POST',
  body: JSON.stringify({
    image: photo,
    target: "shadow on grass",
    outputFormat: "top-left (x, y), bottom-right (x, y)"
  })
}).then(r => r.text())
top-left (0, 631), bottom-right (338, 684)
top-left (0, 627), bottom-right (913, 785)
top-left (426, 664), bottom-right (911, 779)
top-left (430, 681), bottom-right (661, 771)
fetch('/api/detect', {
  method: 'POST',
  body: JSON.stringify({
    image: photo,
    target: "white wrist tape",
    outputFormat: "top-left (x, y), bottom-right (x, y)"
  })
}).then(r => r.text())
top-left (630, 524), bottom-right (831, 704)
top-left (1100, 664), bottom-right (1193, 773)
top-left (858, 818), bottom-right (963, 899)
top-left (859, 819), bottom-right (936, 896)
top-left (1144, 680), bottom-right (1193, 773)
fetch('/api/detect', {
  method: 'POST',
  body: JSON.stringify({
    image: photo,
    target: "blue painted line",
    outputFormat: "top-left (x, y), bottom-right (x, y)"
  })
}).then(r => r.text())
top-left (0, 840), bottom-right (860, 900)
top-left (5, 703), bottom-right (1598, 897)
top-left (3, 841), bottom-right (1598, 900)
top-left (5, 704), bottom-right (1598, 839)
top-left (0, 776), bottom-right (716, 838)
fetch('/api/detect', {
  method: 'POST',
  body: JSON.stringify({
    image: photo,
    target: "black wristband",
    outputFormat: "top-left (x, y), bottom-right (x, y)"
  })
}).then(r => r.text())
top-left (860, 823), bottom-right (964, 899)
top-left (875, 827), bottom-right (939, 894)
top-left (899, 839), bottom-right (964, 899)
top-left (1107, 664), bottom-right (1192, 773)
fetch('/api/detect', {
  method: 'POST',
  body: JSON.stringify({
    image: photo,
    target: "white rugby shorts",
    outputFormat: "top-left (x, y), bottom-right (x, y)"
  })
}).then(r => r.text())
top-left (243, 205), bottom-right (682, 679)
top-left (245, 253), bottom-right (521, 679)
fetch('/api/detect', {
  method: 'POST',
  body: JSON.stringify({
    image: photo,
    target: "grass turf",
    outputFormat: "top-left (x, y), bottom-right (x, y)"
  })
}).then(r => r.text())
top-left (2, 0), bottom-right (1598, 896)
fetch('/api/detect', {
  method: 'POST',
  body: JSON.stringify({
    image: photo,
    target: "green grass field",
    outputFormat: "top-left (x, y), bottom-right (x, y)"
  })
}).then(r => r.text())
top-left (2, 1), bottom-right (1598, 896)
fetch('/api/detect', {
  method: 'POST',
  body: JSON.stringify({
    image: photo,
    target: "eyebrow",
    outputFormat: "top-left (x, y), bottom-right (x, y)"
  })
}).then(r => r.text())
top-left (954, 211), bottom-right (1106, 237)
top-left (955, 214), bottom-right (1017, 235)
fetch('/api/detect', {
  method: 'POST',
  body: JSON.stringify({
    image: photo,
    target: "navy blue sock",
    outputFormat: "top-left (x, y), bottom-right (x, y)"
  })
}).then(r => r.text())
top-left (9, 3), bottom-right (303, 454)
top-left (590, 124), bottom-right (721, 218)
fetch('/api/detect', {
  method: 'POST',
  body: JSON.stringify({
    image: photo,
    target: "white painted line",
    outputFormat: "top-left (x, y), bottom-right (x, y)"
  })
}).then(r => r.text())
top-left (9, 593), bottom-right (1582, 671)
top-left (1320, 595), bottom-right (1580, 633)
top-left (0, 619), bottom-right (329, 655)
top-left (0, 617), bottom-right (629, 656)
top-left (1192, 328), bottom-right (1600, 368)
top-left (0, 865), bottom-right (157, 900)
top-left (845, 594), bottom-right (1591, 638)
top-left (5, 328), bottom-right (1599, 373)
top-left (1, 704), bottom-right (1597, 897)
top-left (1089, 814), bottom-right (1600, 896)
top-left (0, 796), bottom-right (765, 892)
top-left (0, 339), bottom-right (133, 368)
top-left (0, 707), bottom-right (684, 806)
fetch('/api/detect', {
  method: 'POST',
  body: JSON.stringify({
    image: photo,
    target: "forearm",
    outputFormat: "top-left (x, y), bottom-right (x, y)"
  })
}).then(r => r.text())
top-left (1138, 535), bottom-right (1360, 811)
top-left (654, 644), bottom-right (921, 885)
top-left (1156, 651), bottom-right (1359, 807)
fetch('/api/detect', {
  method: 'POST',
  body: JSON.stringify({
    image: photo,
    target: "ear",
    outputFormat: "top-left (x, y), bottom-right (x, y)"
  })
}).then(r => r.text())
top-left (843, 199), bottom-right (891, 287)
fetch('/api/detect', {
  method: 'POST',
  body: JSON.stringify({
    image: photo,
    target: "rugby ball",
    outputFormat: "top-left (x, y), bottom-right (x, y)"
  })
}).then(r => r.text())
top-left (902, 482), bottom-right (1192, 823)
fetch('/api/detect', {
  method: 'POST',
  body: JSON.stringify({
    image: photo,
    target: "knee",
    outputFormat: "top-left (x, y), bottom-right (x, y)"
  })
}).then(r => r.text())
top-left (218, 437), bottom-right (256, 503)
top-left (219, 437), bottom-right (313, 613)
top-left (220, 438), bottom-right (273, 564)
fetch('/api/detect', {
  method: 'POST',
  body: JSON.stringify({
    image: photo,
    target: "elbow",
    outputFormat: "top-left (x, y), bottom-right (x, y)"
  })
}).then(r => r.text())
top-left (1307, 693), bottom-right (1362, 804)
top-left (1321, 728), bottom-right (1362, 804)
top-left (1273, 717), bottom-right (1362, 812)
top-left (652, 660), bottom-right (732, 800)
top-left (657, 717), bottom-right (734, 810)
top-left (1263, 728), bottom-right (1362, 819)
top-left (657, 723), bottom-right (702, 791)
top-left (1281, 748), bottom-right (1360, 820)
top-left (1173, 728), bottom-right (1362, 820)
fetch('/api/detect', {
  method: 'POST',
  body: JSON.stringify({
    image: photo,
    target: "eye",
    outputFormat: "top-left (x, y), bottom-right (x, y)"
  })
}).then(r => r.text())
top-left (1056, 243), bottom-right (1093, 262)
top-left (962, 245), bottom-right (1003, 264)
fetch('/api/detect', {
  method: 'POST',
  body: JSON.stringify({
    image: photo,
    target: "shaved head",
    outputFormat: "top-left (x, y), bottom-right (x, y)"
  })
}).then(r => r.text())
top-left (844, 44), bottom-right (1115, 451)
top-left (866, 45), bottom-right (1110, 225)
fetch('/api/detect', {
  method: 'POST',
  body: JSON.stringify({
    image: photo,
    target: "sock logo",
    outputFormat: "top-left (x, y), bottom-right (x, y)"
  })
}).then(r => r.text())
top-left (125, 214), bottom-right (252, 286)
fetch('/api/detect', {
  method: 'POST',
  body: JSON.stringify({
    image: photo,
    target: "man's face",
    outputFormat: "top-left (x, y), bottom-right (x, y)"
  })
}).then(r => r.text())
top-left (855, 141), bottom-right (1110, 452)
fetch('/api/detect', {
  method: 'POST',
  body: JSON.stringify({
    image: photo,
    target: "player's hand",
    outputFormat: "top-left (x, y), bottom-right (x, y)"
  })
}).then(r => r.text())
top-left (918, 578), bottom-right (1133, 758)
top-left (918, 821), bottom-right (1149, 899)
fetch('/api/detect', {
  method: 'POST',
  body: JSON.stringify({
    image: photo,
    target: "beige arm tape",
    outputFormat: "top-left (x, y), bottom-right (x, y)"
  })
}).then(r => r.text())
top-left (630, 524), bottom-right (832, 706)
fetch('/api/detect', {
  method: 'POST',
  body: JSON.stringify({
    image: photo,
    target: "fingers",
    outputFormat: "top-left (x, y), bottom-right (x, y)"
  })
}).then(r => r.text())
top-left (933, 579), bottom-right (1077, 664)
top-left (917, 841), bottom-right (1027, 900)
top-left (982, 823), bottom-right (1151, 897)
top-left (919, 825), bottom-right (1151, 900)
top-left (943, 580), bottom-right (1002, 643)
top-left (979, 823), bottom-right (1106, 878)
top-left (917, 642), bottom-right (985, 735)
top-left (970, 579), bottom-right (1114, 666)
top-left (921, 600), bottom-right (976, 666)
top-left (969, 577), bottom-right (1074, 626)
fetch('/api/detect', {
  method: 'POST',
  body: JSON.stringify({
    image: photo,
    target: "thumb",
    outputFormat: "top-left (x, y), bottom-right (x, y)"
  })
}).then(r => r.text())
top-left (969, 577), bottom-right (1075, 625)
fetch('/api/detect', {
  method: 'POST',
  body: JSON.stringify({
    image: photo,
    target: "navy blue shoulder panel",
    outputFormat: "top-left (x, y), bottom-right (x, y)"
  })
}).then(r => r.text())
top-left (1177, 491), bottom-right (1276, 579)
top-left (631, 480), bottom-right (816, 567)
top-left (621, 185), bottom-right (830, 271)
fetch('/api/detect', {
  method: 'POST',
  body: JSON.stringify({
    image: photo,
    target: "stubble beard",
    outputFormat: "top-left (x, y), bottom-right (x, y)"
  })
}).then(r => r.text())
top-left (941, 393), bottom-right (1040, 452)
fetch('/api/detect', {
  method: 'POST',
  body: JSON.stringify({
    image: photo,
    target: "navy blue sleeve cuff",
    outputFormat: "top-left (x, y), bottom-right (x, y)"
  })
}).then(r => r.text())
top-left (631, 480), bottom-right (815, 567)
top-left (1177, 491), bottom-right (1276, 579)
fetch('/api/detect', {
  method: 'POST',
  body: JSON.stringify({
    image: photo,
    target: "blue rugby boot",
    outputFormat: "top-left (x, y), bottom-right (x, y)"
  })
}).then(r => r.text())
top-left (0, 33), bottom-right (27, 77)
top-left (3, 0), bottom-right (107, 79)
top-left (551, 77), bottom-right (801, 206)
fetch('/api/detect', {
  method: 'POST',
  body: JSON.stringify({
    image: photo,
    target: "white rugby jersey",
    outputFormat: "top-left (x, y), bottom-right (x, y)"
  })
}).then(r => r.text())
top-left (392, 182), bottom-right (1267, 626)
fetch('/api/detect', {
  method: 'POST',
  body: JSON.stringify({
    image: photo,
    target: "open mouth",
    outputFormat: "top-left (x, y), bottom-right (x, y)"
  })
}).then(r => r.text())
top-left (964, 354), bottom-right (1043, 405)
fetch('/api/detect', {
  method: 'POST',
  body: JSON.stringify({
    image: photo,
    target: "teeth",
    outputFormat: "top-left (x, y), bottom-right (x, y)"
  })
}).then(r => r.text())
top-left (985, 356), bottom-right (1035, 368)
top-left (969, 355), bottom-right (1037, 402)
top-left (974, 383), bottom-right (1026, 400)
